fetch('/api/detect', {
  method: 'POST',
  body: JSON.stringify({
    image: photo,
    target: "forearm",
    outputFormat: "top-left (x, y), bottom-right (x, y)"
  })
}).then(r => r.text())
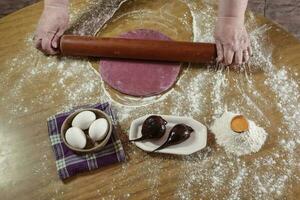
top-left (44, 0), bottom-right (69, 7)
top-left (218, 0), bottom-right (248, 19)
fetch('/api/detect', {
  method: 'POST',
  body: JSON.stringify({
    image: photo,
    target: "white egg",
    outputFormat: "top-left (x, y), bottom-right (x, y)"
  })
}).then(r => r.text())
top-left (65, 127), bottom-right (87, 149)
top-left (88, 118), bottom-right (109, 141)
top-left (72, 111), bottom-right (96, 130)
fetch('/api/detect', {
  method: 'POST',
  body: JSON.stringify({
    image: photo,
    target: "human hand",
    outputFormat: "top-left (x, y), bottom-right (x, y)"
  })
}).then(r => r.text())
top-left (214, 17), bottom-right (252, 66)
top-left (34, 0), bottom-right (69, 55)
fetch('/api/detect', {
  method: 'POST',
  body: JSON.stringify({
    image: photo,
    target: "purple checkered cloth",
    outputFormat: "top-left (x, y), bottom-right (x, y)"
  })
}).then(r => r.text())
top-left (47, 102), bottom-right (126, 180)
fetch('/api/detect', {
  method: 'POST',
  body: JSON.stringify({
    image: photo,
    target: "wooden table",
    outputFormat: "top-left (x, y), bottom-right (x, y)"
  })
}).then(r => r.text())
top-left (0, 0), bottom-right (299, 199)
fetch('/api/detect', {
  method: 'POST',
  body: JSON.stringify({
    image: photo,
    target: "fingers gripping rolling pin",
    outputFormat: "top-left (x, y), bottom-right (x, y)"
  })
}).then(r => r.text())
top-left (60, 35), bottom-right (217, 63)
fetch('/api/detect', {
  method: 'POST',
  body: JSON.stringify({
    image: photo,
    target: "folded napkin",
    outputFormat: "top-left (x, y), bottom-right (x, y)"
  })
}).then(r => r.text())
top-left (47, 102), bottom-right (126, 180)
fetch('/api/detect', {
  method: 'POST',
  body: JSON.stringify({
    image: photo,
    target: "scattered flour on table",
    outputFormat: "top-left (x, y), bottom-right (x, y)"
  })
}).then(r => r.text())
top-left (210, 111), bottom-right (268, 156)
top-left (1, 0), bottom-right (299, 199)
top-left (174, 1), bottom-right (299, 200)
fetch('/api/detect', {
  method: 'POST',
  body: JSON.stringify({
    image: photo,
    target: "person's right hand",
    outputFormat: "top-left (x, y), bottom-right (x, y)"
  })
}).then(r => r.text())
top-left (34, 0), bottom-right (69, 55)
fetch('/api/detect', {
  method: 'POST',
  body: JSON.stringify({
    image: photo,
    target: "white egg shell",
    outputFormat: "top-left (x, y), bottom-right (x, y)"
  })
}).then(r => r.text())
top-left (72, 111), bottom-right (96, 130)
top-left (65, 127), bottom-right (87, 149)
top-left (88, 118), bottom-right (109, 141)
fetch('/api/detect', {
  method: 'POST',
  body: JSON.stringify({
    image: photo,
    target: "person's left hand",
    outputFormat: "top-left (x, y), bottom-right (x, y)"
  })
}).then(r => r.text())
top-left (214, 17), bottom-right (252, 66)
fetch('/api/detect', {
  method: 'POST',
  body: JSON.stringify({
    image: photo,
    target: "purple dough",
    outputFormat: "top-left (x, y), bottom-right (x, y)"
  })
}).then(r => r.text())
top-left (99, 29), bottom-right (181, 97)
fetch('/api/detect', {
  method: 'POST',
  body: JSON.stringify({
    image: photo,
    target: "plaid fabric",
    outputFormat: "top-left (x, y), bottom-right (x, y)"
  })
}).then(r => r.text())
top-left (47, 102), bottom-right (126, 180)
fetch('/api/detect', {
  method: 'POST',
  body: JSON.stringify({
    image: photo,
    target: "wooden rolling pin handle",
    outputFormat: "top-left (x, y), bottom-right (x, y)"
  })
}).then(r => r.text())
top-left (60, 35), bottom-right (217, 63)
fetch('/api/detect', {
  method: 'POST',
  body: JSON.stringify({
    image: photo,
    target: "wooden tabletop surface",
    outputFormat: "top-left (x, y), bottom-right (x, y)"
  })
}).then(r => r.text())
top-left (0, 0), bottom-right (299, 199)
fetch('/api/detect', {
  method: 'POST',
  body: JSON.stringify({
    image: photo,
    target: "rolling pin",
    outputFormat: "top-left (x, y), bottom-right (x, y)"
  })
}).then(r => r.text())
top-left (60, 35), bottom-right (217, 63)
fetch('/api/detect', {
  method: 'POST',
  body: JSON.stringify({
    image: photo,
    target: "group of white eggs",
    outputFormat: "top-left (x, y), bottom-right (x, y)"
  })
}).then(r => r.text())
top-left (65, 111), bottom-right (109, 149)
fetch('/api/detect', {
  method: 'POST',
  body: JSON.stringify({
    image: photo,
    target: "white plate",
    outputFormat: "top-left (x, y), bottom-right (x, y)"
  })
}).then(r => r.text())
top-left (129, 114), bottom-right (207, 155)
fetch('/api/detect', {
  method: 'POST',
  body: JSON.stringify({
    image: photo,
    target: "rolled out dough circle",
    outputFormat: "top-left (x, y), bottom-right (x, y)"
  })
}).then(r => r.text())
top-left (99, 29), bottom-right (181, 97)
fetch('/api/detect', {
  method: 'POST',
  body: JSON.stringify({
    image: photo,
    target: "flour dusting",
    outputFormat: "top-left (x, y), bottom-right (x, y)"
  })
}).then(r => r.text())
top-left (174, 2), bottom-right (299, 199)
top-left (1, 0), bottom-right (299, 199)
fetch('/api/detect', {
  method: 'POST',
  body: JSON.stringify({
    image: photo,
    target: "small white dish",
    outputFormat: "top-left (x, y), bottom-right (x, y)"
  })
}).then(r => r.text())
top-left (129, 114), bottom-right (207, 155)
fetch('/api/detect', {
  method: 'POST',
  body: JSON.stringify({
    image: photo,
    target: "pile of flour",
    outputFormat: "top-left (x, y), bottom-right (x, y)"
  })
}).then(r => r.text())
top-left (210, 111), bottom-right (268, 156)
